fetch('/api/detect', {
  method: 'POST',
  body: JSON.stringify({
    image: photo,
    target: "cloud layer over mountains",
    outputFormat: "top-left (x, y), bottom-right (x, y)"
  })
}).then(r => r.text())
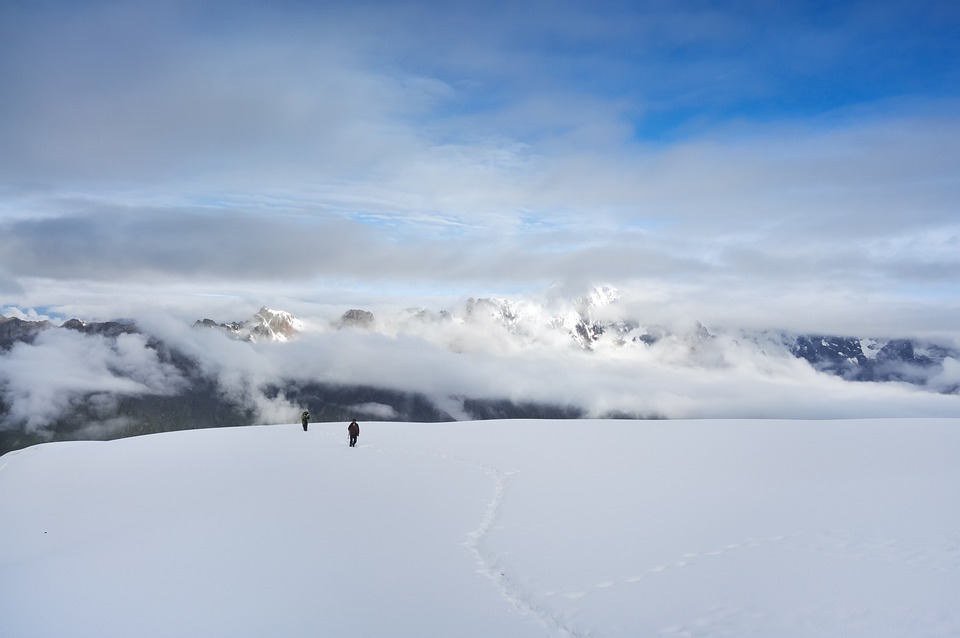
top-left (2, 290), bottom-right (958, 453)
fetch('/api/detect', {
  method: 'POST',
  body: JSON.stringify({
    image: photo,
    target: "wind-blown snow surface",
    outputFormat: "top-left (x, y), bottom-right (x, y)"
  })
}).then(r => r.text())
top-left (1, 419), bottom-right (958, 637)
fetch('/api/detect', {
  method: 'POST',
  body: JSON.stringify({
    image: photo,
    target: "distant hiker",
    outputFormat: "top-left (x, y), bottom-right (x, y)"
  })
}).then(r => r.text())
top-left (301, 410), bottom-right (310, 432)
top-left (348, 419), bottom-right (360, 447)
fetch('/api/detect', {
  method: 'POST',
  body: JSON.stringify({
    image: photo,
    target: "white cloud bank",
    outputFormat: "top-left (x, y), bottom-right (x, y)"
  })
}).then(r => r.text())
top-left (0, 329), bottom-right (186, 433)
top-left (2, 297), bottom-right (958, 442)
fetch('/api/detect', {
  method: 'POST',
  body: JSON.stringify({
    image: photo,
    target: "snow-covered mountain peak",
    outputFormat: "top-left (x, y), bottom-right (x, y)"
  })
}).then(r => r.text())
top-left (254, 307), bottom-right (302, 342)
top-left (194, 307), bottom-right (303, 342)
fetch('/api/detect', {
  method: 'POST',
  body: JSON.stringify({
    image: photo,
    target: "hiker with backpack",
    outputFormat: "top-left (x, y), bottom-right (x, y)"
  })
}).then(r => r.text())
top-left (348, 419), bottom-right (360, 447)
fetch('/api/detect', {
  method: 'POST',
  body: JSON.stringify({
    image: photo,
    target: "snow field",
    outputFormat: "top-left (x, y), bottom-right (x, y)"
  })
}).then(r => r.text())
top-left (1, 418), bottom-right (959, 637)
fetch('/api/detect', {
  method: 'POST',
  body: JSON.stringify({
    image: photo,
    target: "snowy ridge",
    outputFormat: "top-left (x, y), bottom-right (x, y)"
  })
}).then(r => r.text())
top-left (1, 418), bottom-right (958, 638)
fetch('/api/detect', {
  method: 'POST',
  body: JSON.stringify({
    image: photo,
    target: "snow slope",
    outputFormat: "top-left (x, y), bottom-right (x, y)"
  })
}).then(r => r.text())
top-left (1, 419), bottom-right (958, 637)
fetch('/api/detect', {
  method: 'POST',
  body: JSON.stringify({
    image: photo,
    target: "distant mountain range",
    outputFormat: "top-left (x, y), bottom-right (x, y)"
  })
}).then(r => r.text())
top-left (186, 290), bottom-right (957, 389)
top-left (1, 289), bottom-right (957, 454)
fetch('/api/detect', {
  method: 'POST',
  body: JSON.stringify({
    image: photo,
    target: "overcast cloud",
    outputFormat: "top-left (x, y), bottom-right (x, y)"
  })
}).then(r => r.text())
top-left (1, 0), bottom-right (959, 341)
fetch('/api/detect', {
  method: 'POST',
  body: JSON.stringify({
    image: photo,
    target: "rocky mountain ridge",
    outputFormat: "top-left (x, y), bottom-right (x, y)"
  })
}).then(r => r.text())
top-left (0, 315), bottom-right (138, 349)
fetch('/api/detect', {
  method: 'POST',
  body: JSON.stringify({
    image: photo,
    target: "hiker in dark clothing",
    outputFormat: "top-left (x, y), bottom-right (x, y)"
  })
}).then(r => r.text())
top-left (348, 419), bottom-right (360, 447)
top-left (301, 410), bottom-right (310, 432)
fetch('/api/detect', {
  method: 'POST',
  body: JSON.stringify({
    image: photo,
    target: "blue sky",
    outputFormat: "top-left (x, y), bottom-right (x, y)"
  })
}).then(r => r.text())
top-left (1, 0), bottom-right (959, 338)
